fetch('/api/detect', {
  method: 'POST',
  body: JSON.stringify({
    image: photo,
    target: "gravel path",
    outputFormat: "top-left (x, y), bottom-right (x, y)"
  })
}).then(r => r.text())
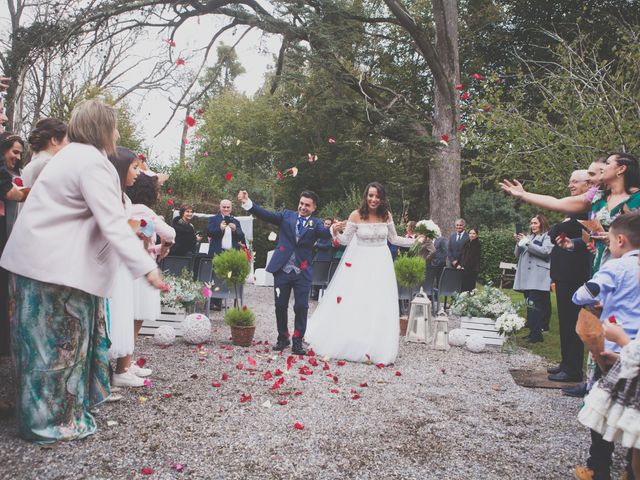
top-left (0, 284), bottom-right (628, 479)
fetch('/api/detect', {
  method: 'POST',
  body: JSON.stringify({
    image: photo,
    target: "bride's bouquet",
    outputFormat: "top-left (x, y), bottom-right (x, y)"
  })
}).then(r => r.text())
top-left (413, 219), bottom-right (441, 239)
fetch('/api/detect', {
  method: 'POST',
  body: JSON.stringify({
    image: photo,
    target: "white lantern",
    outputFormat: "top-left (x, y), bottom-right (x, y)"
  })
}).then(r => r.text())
top-left (405, 288), bottom-right (433, 343)
top-left (432, 315), bottom-right (450, 351)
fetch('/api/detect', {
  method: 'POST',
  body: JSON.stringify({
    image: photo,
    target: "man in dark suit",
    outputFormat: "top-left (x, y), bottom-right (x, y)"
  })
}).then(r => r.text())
top-left (447, 218), bottom-right (469, 267)
top-left (238, 189), bottom-right (332, 354)
top-left (207, 199), bottom-right (246, 256)
top-left (547, 170), bottom-right (591, 382)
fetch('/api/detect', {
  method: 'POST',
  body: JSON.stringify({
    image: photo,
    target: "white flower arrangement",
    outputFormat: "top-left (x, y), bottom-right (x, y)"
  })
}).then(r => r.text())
top-left (414, 219), bottom-right (441, 239)
top-left (494, 312), bottom-right (526, 336)
top-left (161, 270), bottom-right (206, 310)
top-left (450, 285), bottom-right (520, 320)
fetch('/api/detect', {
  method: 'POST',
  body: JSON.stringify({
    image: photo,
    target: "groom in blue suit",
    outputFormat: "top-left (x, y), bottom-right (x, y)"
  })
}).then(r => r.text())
top-left (238, 189), bottom-right (332, 354)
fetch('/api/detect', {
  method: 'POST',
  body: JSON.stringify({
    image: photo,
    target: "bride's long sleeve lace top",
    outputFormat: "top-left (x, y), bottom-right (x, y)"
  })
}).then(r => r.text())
top-left (334, 220), bottom-right (415, 248)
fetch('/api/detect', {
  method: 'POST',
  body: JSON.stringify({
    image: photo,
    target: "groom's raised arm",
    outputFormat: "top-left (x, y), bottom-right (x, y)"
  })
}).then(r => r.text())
top-left (238, 190), bottom-right (283, 226)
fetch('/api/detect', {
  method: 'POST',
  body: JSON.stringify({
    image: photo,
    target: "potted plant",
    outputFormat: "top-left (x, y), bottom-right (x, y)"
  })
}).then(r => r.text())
top-left (449, 285), bottom-right (520, 321)
top-left (213, 249), bottom-right (251, 307)
top-left (394, 254), bottom-right (426, 336)
top-left (225, 306), bottom-right (256, 346)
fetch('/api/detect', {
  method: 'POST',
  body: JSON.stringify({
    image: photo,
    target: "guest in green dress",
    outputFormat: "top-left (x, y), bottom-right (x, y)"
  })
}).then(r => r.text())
top-left (0, 100), bottom-right (163, 443)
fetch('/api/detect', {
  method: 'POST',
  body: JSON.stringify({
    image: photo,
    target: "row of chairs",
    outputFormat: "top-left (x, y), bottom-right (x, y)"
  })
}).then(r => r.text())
top-left (398, 267), bottom-right (463, 314)
top-left (159, 255), bottom-right (243, 311)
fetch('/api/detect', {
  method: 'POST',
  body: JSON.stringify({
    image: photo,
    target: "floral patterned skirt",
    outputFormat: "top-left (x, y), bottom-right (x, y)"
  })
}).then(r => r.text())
top-left (9, 274), bottom-right (110, 442)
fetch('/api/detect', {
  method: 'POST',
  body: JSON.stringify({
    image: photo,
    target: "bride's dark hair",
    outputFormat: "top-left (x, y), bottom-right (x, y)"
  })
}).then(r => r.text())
top-left (358, 181), bottom-right (390, 221)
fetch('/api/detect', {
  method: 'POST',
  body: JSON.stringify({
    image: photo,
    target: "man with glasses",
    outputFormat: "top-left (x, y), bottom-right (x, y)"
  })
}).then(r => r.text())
top-left (547, 170), bottom-right (591, 382)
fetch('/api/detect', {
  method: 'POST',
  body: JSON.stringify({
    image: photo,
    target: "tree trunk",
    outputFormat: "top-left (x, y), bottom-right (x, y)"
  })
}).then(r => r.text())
top-left (430, 0), bottom-right (460, 238)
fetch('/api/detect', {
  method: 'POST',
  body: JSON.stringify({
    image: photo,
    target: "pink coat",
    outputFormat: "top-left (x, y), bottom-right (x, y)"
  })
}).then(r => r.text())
top-left (0, 143), bottom-right (157, 297)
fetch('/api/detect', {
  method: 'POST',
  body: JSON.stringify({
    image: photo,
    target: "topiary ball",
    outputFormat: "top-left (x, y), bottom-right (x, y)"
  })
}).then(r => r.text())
top-left (154, 325), bottom-right (176, 346)
top-left (182, 313), bottom-right (212, 344)
top-left (465, 334), bottom-right (486, 353)
top-left (448, 328), bottom-right (467, 347)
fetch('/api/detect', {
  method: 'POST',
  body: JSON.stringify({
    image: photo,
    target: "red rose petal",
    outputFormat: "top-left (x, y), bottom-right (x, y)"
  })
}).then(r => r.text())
top-left (141, 468), bottom-right (155, 475)
top-left (457, 124), bottom-right (466, 132)
top-left (472, 73), bottom-right (484, 80)
top-left (299, 376), bottom-right (307, 381)
top-left (294, 423), bottom-right (304, 430)
top-left (176, 58), bottom-right (185, 65)
top-left (167, 199), bottom-right (174, 206)
top-left (330, 389), bottom-right (339, 393)
top-left (300, 260), bottom-right (308, 270)
top-left (294, 391), bottom-right (303, 396)
top-left (293, 329), bottom-right (300, 338)
top-left (279, 246), bottom-right (285, 251)
top-left (359, 382), bottom-right (368, 387)
top-left (264, 371), bottom-right (273, 380)
top-left (608, 315), bottom-right (617, 324)
top-left (278, 400), bottom-right (288, 405)
top-left (196, 108), bottom-right (205, 115)
top-left (222, 373), bottom-right (229, 381)
top-left (460, 91), bottom-right (470, 101)
top-left (236, 364), bottom-right (243, 370)
top-left (212, 383), bottom-right (221, 388)
top-left (248, 357), bottom-right (257, 366)
top-left (137, 154), bottom-right (146, 160)
top-left (135, 358), bottom-right (147, 368)
top-left (163, 393), bottom-right (173, 398)
top-left (274, 368), bottom-right (283, 376)
top-left (345, 262), bottom-right (352, 267)
top-left (185, 115), bottom-right (196, 127)
top-left (376, 363), bottom-right (385, 369)
top-left (336, 296), bottom-right (342, 304)
top-left (239, 394), bottom-right (252, 403)
top-left (225, 172), bottom-right (233, 182)
top-left (350, 389), bottom-right (357, 394)
top-left (337, 360), bottom-right (346, 366)
top-left (322, 363), bottom-right (330, 371)
top-left (166, 39), bottom-right (176, 47)
top-left (440, 134), bottom-right (449, 143)
top-left (455, 83), bottom-right (463, 91)
top-left (351, 394), bottom-right (361, 400)
top-left (395, 371), bottom-right (402, 376)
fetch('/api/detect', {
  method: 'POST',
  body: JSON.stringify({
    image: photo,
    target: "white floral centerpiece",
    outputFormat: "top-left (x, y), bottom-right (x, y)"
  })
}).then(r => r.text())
top-left (450, 285), bottom-right (518, 320)
top-left (161, 269), bottom-right (206, 311)
top-left (495, 312), bottom-right (526, 353)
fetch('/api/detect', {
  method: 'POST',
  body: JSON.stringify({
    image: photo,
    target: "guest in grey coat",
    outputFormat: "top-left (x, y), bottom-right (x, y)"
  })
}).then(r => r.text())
top-left (513, 214), bottom-right (553, 343)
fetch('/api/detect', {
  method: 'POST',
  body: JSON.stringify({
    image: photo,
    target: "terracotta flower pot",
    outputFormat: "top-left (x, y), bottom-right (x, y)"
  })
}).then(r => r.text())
top-left (399, 315), bottom-right (409, 336)
top-left (230, 325), bottom-right (256, 347)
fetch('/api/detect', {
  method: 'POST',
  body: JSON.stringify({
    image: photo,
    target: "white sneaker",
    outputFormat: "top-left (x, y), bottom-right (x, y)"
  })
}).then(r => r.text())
top-left (106, 393), bottom-right (123, 402)
top-left (129, 363), bottom-right (153, 378)
top-left (112, 371), bottom-right (145, 388)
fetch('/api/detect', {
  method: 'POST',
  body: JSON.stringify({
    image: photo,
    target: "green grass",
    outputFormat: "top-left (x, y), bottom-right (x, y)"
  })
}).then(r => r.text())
top-left (501, 288), bottom-right (562, 364)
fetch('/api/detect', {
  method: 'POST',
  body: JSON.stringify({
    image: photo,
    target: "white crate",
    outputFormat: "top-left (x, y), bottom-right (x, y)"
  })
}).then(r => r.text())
top-left (459, 316), bottom-right (505, 346)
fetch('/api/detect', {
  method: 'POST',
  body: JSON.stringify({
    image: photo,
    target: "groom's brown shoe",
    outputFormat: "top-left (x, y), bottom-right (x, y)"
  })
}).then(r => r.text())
top-left (272, 340), bottom-right (290, 351)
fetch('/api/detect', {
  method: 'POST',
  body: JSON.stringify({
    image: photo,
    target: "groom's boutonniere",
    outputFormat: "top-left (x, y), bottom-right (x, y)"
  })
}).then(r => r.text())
top-left (307, 219), bottom-right (314, 228)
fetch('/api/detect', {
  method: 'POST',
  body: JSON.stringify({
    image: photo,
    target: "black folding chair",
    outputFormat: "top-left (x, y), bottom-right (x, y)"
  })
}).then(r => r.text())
top-left (210, 270), bottom-right (244, 310)
top-left (328, 261), bottom-right (340, 284)
top-left (436, 267), bottom-right (463, 313)
top-left (421, 267), bottom-right (439, 314)
top-left (196, 258), bottom-right (213, 311)
top-left (160, 256), bottom-right (192, 277)
top-left (310, 261), bottom-right (332, 299)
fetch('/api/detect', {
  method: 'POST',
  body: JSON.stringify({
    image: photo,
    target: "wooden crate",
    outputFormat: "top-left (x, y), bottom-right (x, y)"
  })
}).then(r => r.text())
top-left (140, 308), bottom-right (186, 337)
top-left (459, 316), bottom-right (505, 346)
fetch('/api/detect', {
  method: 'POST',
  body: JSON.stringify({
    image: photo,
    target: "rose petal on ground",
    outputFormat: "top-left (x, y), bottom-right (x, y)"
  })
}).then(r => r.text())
top-left (351, 394), bottom-right (361, 400)
top-left (294, 423), bottom-right (304, 430)
top-left (211, 383), bottom-right (221, 388)
top-left (395, 371), bottom-right (402, 376)
top-left (141, 468), bottom-right (155, 475)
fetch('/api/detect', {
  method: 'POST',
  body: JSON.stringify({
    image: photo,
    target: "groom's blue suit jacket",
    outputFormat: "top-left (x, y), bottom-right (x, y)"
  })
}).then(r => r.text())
top-left (249, 203), bottom-right (332, 282)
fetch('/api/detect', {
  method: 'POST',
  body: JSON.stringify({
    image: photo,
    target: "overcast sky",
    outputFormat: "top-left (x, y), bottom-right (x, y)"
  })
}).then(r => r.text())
top-left (0, 5), bottom-right (281, 163)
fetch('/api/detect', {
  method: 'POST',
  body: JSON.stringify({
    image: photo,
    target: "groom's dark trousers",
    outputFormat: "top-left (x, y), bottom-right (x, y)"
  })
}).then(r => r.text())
top-left (274, 269), bottom-right (312, 342)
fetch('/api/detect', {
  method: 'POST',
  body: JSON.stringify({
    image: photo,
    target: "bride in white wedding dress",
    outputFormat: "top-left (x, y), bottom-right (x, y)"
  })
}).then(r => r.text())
top-left (305, 182), bottom-right (421, 365)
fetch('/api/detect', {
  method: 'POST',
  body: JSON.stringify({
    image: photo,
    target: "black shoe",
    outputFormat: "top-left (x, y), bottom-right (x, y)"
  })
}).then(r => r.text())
top-left (272, 340), bottom-right (291, 351)
top-left (547, 365), bottom-right (562, 374)
top-left (292, 341), bottom-right (307, 355)
top-left (548, 371), bottom-right (583, 382)
top-left (562, 383), bottom-right (587, 398)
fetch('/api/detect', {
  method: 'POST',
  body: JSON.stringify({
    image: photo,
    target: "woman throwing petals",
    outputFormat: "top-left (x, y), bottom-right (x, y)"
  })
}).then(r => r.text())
top-left (306, 182), bottom-right (429, 365)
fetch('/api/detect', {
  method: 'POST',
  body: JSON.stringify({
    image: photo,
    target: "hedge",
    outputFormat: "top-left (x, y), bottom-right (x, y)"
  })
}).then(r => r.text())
top-left (478, 228), bottom-right (517, 285)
